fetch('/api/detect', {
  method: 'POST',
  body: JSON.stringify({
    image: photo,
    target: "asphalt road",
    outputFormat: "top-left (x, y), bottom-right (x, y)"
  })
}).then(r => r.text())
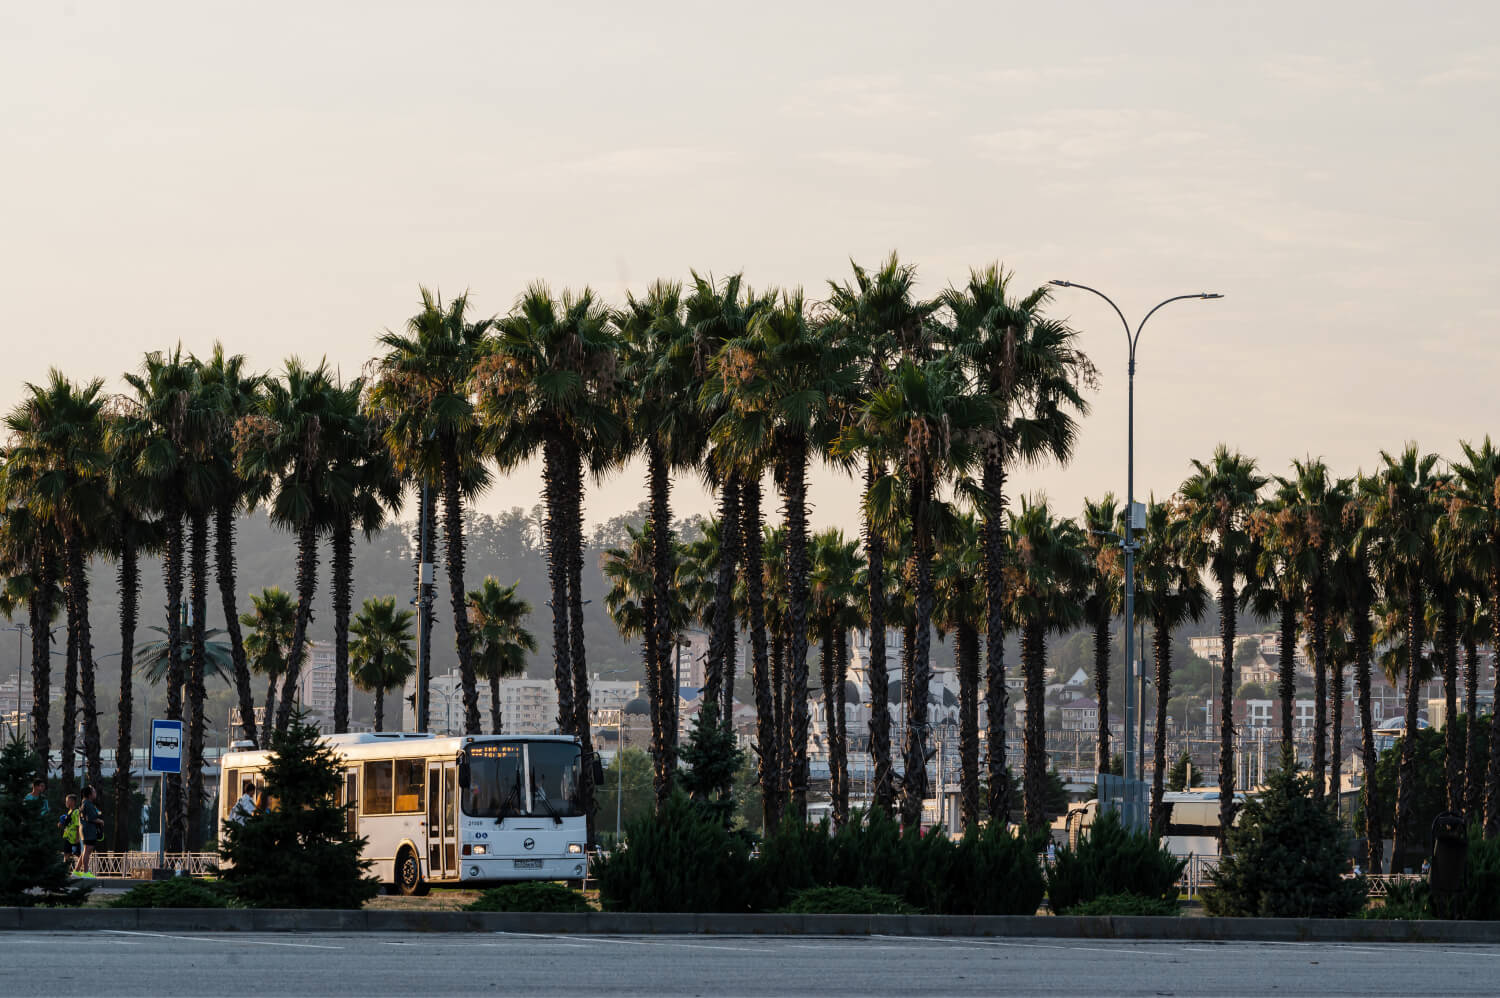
top-left (3, 930), bottom-right (1497, 997)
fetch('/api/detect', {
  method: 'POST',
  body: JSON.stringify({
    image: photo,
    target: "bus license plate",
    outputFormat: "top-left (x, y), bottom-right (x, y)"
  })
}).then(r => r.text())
top-left (513, 859), bottom-right (543, 869)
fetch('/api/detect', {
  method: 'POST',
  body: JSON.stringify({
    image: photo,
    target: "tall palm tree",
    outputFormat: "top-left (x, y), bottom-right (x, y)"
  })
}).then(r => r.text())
top-left (1449, 436), bottom-right (1500, 835)
top-left (1080, 494), bottom-right (1121, 778)
top-left (1337, 476), bottom-right (1383, 871)
top-left (1366, 444), bottom-right (1444, 868)
top-left (1135, 499), bottom-right (1207, 834)
top-left (371, 288), bottom-right (494, 736)
top-left (235, 359), bottom-right (344, 735)
top-left (241, 587), bottom-right (296, 730)
top-left (809, 529), bottom-right (865, 827)
top-left (0, 499), bottom-right (59, 768)
top-left (826, 253), bottom-right (935, 817)
top-left (349, 596), bottom-right (416, 732)
top-left (1245, 479), bottom-right (1307, 759)
top-left (943, 265), bottom-right (1095, 825)
top-left (468, 578), bottom-right (537, 734)
top-left (1178, 444), bottom-right (1266, 836)
top-left (933, 511), bottom-right (984, 828)
top-left (1005, 497), bottom-right (1090, 833)
top-left (1432, 504), bottom-right (1472, 813)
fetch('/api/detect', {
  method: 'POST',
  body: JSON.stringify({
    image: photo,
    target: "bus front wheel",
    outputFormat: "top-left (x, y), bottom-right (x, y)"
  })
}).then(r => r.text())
top-left (396, 848), bottom-right (429, 897)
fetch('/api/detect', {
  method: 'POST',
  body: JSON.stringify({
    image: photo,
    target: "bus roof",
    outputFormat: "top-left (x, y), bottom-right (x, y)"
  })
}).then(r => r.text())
top-left (221, 731), bottom-right (580, 767)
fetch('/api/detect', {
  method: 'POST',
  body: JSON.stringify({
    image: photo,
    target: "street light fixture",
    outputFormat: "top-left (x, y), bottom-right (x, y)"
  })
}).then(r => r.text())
top-left (1049, 279), bottom-right (1222, 828)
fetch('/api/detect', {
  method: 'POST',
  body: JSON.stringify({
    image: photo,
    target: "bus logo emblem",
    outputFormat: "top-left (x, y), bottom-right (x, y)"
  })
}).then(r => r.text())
top-left (523, 838), bottom-right (535, 851)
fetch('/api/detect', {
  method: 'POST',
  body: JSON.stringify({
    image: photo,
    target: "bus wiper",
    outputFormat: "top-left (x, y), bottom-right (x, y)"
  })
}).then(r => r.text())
top-left (494, 782), bottom-right (521, 825)
top-left (532, 786), bottom-right (564, 826)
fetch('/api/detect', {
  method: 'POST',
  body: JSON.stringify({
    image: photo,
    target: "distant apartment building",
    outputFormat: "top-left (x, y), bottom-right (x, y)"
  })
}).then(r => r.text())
top-left (401, 669), bottom-right (638, 735)
top-left (294, 640), bottom-right (338, 717)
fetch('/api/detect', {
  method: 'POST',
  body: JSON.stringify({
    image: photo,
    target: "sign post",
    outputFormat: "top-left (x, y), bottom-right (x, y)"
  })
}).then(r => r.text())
top-left (149, 719), bottom-right (183, 871)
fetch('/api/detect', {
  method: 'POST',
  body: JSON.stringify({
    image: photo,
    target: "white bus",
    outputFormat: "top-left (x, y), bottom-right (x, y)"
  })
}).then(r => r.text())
top-left (219, 731), bottom-right (592, 895)
top-left (1064, 789), bottom-right (1249, 858)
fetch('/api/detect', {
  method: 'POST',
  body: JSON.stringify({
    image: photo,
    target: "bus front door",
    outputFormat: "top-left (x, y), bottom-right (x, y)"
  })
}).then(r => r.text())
top-left (427, 761), bottom-right (456, 882)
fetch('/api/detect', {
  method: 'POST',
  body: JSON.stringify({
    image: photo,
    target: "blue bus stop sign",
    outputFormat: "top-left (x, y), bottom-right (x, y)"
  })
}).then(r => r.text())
top-left (149, 719), bottom-right (184, 774)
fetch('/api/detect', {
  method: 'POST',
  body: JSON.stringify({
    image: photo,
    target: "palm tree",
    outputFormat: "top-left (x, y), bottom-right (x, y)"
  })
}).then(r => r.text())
top-left (1178, 444), bottom-right (1266, 836)
top-left (809, 529), bottom-right (865, 827)
top-left (827, 253), bottom-right (935, 817)
top-left (241, 587), bottom-right (296, 729)
top-left (193, 345), bottom-right (266, 747)
top-left (1449, 436), bottom-right (1500, 835)
top-left (0, 499), bottom-right (59, 767)
top-left (468, 578), bottom-right (537, 734)
top-left (1245, 479), bottom-right (1307, 759)
top-left (1135, 499), bottom-right (1207, 834)
top-left (371, 288), bottom-right (494, 736)
top-left (943, 265), bottom-right (1095, 825)
top-left (1005, 497), bottom-right (1090, 833)
top-left (1366, 444), bottom-right (1444, 868)
top-left (933, 511), bottom-right (984, 828)
top-left (1337, 476), bottom-right (1382, 871)
top-left (1080, 494), bottom-right (1122, 778)
top-left (349, 597), bottom-right (416, 732)
top-left (235, 359), bottom-right (344, 735)
top-left (1432, 503), bottom-right (1473, 813)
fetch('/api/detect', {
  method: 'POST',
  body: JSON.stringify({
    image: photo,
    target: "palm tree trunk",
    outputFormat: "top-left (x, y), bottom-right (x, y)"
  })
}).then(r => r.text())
top-left (163, 505), bottom-right (186, 851)
top-left (1021, 621), bottom-right (1047, 833)
top-left (740, 476), bottom-right (777, 828)
top-left (1330, 652), bottom-right (1346, 820)
top-left (331, 514), bottom-right (354, 734)
top-left (981, 453), bottom-right (1010, 826)
top-left (1092, 601), bottom-right (1110, 778)
top-left (1440, 589), bottom-right (1460, 813)
top-left (771, 626), bottom-right (787, 804)
top-left (565, 444), bottom-right (597, 844)
top-left (440, 440), bottom-right (481, 735)
top-left (819, 622), bottom-right (838, 823)
top-left (783, 440), bottom-right (812, 822)
top-left (263, 674), bottom-right (278, 737)
top-left (543, 437), bottom-right (573, 735)
top-left (61, 581), bottom-right (77, 794)
top-left (28, 560), bottom-right (55, 766)
top-left (902, 477), bottom-right (935, 831)
top-left (645, 442), bottom-right (674, 806)
top-left (1278, 598), bottom-right (1298, 771)
top-left (275, 518), bottom-right (319, 735)
top-left (862, 461), bottom-right (893, 818)
top-left (1391, 574), bottom-right (1425, 871)
top-left (1216, 562), bottom-right (1238, 840)
top-left (1464, 628), bottom-right (1482, 820)
top-left (112, 536), bottom-right (138, 849)
top-left (68, 542), bottom-right (102, 792)
top-left (834, 626), bottom-right (850, 827)
top-left (215, 502), bottom-right (257, 747)
top-left (1150, 615), bottom-right (1173, 837)
top-left (1310, 550), bottom-right (1329, 799)
top-left (704, 473), bottom-right (741, 722)
top-left (187, 509), bottom-right (209, 849)
top-left (489, 673), bottom-right (502, 734)
top-left (957, 621), bottom-right (980, 829)
top-left (418, 488), bottom-right (438, 733)
top-left (1485, 562), bottom-right (1500, 835)
top-left (373, 685), bottom-right (385, 732)
top-left (1354, 582), bottom-right (1382, 871)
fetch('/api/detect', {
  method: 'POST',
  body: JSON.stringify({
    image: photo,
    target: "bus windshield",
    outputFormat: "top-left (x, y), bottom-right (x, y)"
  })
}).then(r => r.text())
top-left (461, 741), bottom-right (582, 819)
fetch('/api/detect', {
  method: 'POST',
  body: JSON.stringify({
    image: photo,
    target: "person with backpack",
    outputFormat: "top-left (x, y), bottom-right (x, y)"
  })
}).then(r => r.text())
top-left (58, 793), bottom-right (80, 871)
top-left (76, 784), bottom-right (104, 876)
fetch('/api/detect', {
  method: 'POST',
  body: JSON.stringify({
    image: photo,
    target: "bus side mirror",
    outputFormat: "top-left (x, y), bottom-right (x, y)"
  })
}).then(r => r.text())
top-left (593, 757), bottom-right (605, 786)
top-left (458, 761), bottom-right (471, 789)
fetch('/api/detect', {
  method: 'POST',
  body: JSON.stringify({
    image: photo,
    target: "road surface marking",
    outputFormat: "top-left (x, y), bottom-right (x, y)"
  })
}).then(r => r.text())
top-left (101, 930), bottom-right (341, 950)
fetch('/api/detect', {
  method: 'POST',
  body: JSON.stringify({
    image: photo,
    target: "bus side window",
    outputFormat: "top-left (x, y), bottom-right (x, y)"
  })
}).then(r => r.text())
top-left (364, 761), bottom-right (394, 814)
top-left (223, 769), bottom-right (239, 819)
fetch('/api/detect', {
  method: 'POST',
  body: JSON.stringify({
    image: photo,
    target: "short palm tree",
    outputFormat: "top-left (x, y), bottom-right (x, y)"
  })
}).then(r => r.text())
top-left (1449, 436), bottom-right (1500, 835)
top-left (1080, 494), bottom-right (1122, 778)
top-left (933, 511), bottom-right (985, 828)
top-left (349, 597), bottom-right (416, 732)
top-left (241, 587), bottom-right (296, 730)
top-left (809, 529), bottom-right (865, 827)
top-left (1245, 479), bottom-right (1307, 759)
top-left (468, 578), bottom-right (537, 734)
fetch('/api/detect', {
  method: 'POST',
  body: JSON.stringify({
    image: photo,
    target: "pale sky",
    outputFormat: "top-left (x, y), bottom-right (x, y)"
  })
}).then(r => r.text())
top-left (4, 1), bottom-right (1496, 534)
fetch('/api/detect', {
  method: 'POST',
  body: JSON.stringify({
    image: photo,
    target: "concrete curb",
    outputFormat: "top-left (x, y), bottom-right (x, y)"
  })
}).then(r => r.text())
top-left (5, 907), bottom-right (1500, 942)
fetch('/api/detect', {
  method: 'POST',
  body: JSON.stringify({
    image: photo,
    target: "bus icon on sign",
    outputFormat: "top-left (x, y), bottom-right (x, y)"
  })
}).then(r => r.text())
top-left (150, 719), bottom-right (184, 774)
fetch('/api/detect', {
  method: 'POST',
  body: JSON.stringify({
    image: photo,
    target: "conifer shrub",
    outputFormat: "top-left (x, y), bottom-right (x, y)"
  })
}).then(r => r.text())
top-left (0, 737), bottom-right (90, 907)
top-left (1064, 893), bottom-right (1179, 917)
top-left (780, 885), bottom-right (916, 915)
top-left (1203, 754), bottom-right (1365, 918)
top-left (593, 790), bottom-right (756, 912)
top-left (1046, 808), bottom-right (1185, 914)
top-left (219, 715), bottom-right (379, 909)
top-left (110, 879), bottom-right (232, 909)
top-left (465, 882), bottom-right (593, 913)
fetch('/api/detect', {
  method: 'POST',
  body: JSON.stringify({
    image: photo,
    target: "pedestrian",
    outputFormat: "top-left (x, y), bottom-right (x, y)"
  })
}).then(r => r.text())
top-left (58, 793), bottom-right (80, 871)
top-left (76, 784), bottom-right (104, 876)
top-left (24, 777), bottom-right (49, 817)
top-left (228, 780), bottom-right (257, 824)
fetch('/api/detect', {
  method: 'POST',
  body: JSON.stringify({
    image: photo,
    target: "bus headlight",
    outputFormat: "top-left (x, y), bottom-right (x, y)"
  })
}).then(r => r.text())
top-left (471, 845), bottom-right (487, 855)
top-left (567, 843), bottom-right (584, 854)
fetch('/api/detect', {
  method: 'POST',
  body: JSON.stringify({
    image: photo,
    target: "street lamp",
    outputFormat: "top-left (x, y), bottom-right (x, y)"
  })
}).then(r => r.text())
top-left (1049, 279), bottom-right (1222, 828)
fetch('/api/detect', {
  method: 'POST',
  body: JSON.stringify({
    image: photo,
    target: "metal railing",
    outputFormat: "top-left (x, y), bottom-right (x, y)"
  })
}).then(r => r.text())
top-left (1362, 873), bottom-right (1424, 897)
top-left (83, 851), bottom-right (219, 878)
top-left (1175, 854), bottom-right (1217, 899)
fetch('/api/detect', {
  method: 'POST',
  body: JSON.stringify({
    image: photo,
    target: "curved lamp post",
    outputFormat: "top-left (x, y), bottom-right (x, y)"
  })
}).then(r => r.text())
top-left (1049, 280), bottom-right (1222, 827)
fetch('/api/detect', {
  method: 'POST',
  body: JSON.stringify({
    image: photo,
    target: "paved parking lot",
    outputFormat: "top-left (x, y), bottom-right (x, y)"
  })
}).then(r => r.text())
top-left (3, 930), bottom-right (1499, 996)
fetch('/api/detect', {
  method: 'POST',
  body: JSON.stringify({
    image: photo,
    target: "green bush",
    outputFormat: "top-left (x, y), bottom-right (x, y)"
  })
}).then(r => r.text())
top-left (1065, 893), bottom-right (1179, 917)
top-left (1204, 755), bottom-right (1365, 918)
top-left (1047, 809), bottom-right (1185, 913)
top-left (1361, 879), bottom-right (1430, 920)
top-left (109, 879), bottom-right (232, 909)
top-left (593, 790), bottom-right (755, 912)
top-left (219, 715), bottom-right (379, 909)
top-left (465, 882), bottom-right (593, 913)
top-left (0, 737), bottom-right (89, 908)
top-left (780, 886), bottom-right (916, 915)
